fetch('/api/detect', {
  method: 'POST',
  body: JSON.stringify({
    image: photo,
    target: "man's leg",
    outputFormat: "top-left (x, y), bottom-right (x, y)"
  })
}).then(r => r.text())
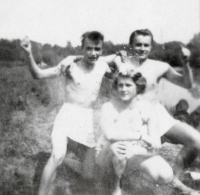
top-left (126, 154), bottom-right (200, 194)
top-left (82, 147), bottom-right (96, 179)
top-left (38, 134), bottom-right (68, 195)
top-left (63, 140), bottom-right (96, 179)
top-left (140, 156), bottom-right (200, 194)
top-left (95, 143), bottom-right (127, 195)
top-left (165, 122), bottom-right (200, 176)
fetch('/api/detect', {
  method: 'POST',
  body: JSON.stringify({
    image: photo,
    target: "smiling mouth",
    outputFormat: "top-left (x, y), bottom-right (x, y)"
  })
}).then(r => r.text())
top-left (89, 57), bottom-right (97, 61)
top-left (137, 52), bottom-right (146, 56)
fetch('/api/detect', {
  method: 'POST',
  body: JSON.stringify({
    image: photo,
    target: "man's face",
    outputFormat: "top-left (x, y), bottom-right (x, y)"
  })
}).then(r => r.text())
top-left (82, 38), bottom-right (103, 65)
top-left (117, 77), bottom-right (137, 102)
top-left (131, 35), bottom-right (152, 62)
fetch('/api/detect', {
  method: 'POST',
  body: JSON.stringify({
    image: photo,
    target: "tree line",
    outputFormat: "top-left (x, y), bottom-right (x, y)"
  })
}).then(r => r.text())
top-left (0, 32), bottom-right (200, 68)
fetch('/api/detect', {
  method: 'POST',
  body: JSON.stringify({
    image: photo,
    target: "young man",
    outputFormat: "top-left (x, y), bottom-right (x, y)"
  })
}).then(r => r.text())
top-left (113, 29), bottom-right (200, 182)
top-left (21, 31), bottom-right (115, 195)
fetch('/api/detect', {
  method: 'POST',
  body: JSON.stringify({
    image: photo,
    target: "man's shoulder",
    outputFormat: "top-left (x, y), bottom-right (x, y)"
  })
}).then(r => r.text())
top-left (101, 101), bottom-right (115, 111)
top-left (58, 57), bottom-right (70, 65)
top-left (96, 60), bottom-right (109, 72)
top-left (148, 59), bottom-right (169, 66)
top-left (97, 60), bottom-right (108, 66)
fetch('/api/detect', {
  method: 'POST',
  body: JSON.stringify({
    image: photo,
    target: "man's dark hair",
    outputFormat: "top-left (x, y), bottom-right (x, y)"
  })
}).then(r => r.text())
top-left (113, 72), bottom-right (146, 94)
top-left (129, 29), bottom-right (154, 46)
top-left (81, 31), bottom-right (104, 48)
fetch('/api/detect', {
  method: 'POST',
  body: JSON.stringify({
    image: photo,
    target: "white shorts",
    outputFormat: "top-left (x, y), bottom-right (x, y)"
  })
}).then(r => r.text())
top-left (155, 102), bottom-right (180, 136)
top-left (51, 103), bottom-right (96, 148)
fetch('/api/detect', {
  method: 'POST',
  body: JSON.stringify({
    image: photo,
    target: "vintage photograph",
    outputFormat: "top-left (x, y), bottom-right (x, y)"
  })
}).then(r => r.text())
top-left (0, 0), bottom-right (200, 194)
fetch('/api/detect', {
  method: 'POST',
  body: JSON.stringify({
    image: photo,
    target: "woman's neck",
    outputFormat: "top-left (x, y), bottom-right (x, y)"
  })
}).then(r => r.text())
top-left (114, 96), bottom-right (138, 112)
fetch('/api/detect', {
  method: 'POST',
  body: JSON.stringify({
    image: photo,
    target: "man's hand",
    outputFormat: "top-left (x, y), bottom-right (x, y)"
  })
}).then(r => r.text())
top-left (21, 36), bottom-right (32, 55)
top-left (181, 46), bottom-right (191, 63)
top-left (59, 56), bottom-right (83, 74)
top-left (116, 50), bottom-right (128, 63)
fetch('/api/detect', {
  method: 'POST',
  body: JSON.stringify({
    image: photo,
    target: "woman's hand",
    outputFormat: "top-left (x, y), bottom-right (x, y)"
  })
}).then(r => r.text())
top-left (110, 141), bottom-right (128, 158)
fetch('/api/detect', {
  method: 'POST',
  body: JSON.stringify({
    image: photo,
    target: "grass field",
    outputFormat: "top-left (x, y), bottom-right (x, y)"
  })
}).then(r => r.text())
top-left (0, 62), bottom-right (200, 195)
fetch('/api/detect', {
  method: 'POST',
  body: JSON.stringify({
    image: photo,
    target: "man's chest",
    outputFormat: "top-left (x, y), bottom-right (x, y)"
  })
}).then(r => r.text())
top-left (66, 64), bottom-right (105, 88)
top-left (137, 65), bottom-right (165, 89)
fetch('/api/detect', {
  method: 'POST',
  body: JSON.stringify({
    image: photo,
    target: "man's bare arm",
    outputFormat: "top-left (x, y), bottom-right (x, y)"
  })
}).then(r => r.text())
top-left (21, 37), bottom-right (81, 79)
top-left (99, 54), bottom-right (117, 64)
top-left (21, 37), bottom-right (63, 79)
top-left (100, 51), bottom-right (127, 70)
top-left (165, 47), bottom-right (193, 89)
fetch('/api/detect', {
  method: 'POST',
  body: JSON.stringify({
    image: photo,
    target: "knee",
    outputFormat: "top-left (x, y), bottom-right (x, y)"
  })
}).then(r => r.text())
top-left (157, 166), bottom-right (173, 184)
top-left (143, 156), bottom-right (173, 184)
top-left (51, 152), bottom-right (66, 166)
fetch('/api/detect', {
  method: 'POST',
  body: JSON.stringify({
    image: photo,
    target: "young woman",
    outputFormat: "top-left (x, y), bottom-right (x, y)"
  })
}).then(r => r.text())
top-left (95, 71), bottom-right (199, 195)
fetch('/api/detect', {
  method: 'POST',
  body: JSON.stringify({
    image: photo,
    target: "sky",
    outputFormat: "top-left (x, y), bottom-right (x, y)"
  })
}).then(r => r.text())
top-left (0, 0), bottom-right (199, 47)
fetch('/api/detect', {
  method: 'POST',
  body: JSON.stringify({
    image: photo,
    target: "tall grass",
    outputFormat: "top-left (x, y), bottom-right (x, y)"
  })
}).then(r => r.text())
top-left (0, 62), bottom-right (62, 194)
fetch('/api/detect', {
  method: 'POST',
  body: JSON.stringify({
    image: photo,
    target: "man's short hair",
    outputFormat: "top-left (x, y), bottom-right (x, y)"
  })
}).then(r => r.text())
top-left (129, 29), bottom-right (154, 46)
top-left (113, 72), bottom-right (146, 94)
top-left (81, 31), bottom-right (104, 48)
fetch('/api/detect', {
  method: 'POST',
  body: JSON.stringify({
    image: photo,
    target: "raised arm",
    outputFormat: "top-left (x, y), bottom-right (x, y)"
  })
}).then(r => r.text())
top-left (164, 47), bottom-right (193, 89)
top-left (21, 37), bottom-right (81, 79)
top-left (21, 37), bottom-right (62, 79)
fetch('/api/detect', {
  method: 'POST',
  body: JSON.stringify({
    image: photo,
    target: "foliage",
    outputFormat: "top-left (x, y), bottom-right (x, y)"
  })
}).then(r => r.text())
top-left (188, 32), bottom-right (200, 68)
top-left (0, 34), bottom-right (200, 68)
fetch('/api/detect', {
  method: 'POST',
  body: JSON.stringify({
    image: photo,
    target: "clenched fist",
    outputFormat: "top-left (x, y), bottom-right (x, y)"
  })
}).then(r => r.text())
top-left (21, 36), bottom-right (32, 55)
top-left (181, 46), bottom-right (191, 63)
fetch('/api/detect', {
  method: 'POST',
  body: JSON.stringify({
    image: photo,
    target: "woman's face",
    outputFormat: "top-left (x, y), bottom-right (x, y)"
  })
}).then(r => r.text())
top-left (117, 77), bottom-right (137, 102)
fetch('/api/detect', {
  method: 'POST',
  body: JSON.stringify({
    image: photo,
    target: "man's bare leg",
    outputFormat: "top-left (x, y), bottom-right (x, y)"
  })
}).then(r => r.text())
top-left (165, 123), bottom-right (200, 179)
top-left (63, 147), bottom-right (95, 179)
top-left (64, 158), bottom-right (82, 174)
top-left (172, 177), bottom-right (200, 195)
top-left (129, 155), bottom-right (200, 194)
top-left (111, 156), bottom-right (127, 195)
top-left (38, 136), bottom-right (67, 195)
top-left (95, 145), bottom-right (125, 195)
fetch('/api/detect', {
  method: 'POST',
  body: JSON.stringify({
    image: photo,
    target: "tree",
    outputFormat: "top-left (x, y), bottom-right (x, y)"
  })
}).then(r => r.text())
top-left (187, 33), bottom-right (200, 68)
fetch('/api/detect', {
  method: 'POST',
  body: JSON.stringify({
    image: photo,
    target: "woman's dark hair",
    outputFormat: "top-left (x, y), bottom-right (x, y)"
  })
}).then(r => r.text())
top-left (113, 72), bottom-right (146, 94)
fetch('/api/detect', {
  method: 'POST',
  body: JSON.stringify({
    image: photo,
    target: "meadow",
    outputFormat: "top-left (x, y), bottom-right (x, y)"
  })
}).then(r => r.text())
top-left (0, 61), bottom-right (200, 195)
